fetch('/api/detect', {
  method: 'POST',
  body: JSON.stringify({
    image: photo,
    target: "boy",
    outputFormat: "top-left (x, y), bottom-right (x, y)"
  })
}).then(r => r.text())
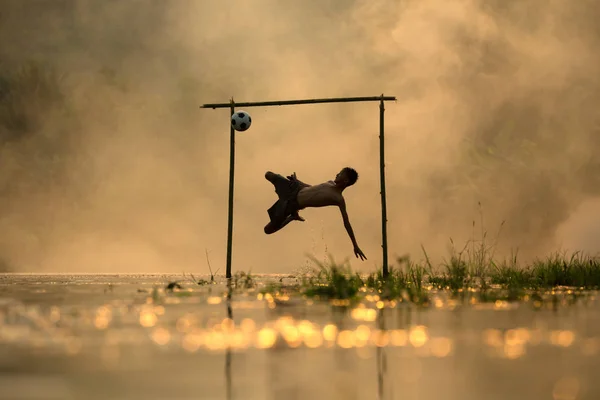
top-left (264, 167), bottom-right (367, 261)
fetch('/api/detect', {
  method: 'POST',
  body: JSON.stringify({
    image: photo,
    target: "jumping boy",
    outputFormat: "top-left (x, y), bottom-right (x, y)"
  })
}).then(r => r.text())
top-left (263, 167), bottom-right (367, 261)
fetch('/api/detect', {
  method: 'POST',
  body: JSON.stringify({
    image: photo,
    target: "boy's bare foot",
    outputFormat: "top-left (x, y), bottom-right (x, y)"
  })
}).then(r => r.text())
top-left (292, 212), bottom-right (305, 222)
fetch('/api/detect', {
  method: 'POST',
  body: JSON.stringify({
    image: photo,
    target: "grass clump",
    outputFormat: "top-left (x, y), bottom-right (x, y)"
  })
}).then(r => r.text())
top-left (301, 256), bottom-right (363, 302)
top-left (488, 251), bottom-right (600, 290)
top-left (260, 281), bottom-right (285, 296)
top-left (529, 252), bottom-right (600, 288)
top-left (365, 256), bottom-right (429, 305)
top-left (233, 270), bottom-right (256, 290)
top-left (296, 246), bottom-right (600, 308)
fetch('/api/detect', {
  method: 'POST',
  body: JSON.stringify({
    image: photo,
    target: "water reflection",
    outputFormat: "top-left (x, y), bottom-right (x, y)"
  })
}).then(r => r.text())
top-left (0, 275), bottom-right (598, 399)
top-left (376, 308), bottom-right (387, 400)
top-left (332, 306), bottom-right (359, 400)
top-left (226, 278), bottom-right (233, 400)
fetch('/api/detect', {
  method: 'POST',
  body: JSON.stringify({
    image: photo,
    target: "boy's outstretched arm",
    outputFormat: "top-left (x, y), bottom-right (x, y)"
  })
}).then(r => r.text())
top-left (338, 199), bottom-right (367, 261)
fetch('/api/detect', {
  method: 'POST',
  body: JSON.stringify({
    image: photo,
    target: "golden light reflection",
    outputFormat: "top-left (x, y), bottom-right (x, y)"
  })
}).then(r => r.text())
top-left (240, 318), bottom-right (256, 334)
top-left (494, 300), bottom-right (509, 309)
top-left (276, 294), bottom-right (290, 302)
top-left (365, 295), bottom-right (380, 302)
top-left (151, 327), bottom-right (171, 346)
top-left (176, 317), bottom-right (192, 333)
top-left (94, 306), bottom-right (112, 330)
top-left (371, 329), bottom-right (390, 347)
top-left (139, 310), bottom-right (157, 328)
top-left (256, 327), bottom-right (277, 349)
top-left (505, 328), bottom-right (530, 346)
top-left (503, 343), bottom-right (525, 359)
top-left (304, 330), bottom-right (323, 349)
top-left (49, 307), bottom-right (61, 323)
top-left (221, 318), bottom-right (235, 332)
top-left (390, 329), bottom-right (408, 347)
top-left (355, 325), bottom-right (371, 345)
top-left (204, 331), bottom-right (226, 351)
top-left (446, 299), bottom-right (458, 310)
top-left (182, 332), bottom-right (203, 352)
top-left (230, 330), bottom-right (250, 349)
top-left (94, 316), bottom-right (110, 330)
top-left (119, 314), bottom-right (578, 353)
top-left (207, 296), bottom-right (222, 305)
top-left (483, 329), bottom-right (504, 348)
top-left (409, 326), bottom-right (429, 348)
top-left (154, 306), bottom-right (165, 316)
top-left (553, 376), bottom-right (580, 400)
top-left (337, 330), bottom-right (355, 349)
top-left (350, 307), bottom-right (377, 322)
top-left (430, 337), bottom-right (453, 358)
top-left (281, 325), bottom-right (301, 347)
top-left (331, 299), bottom-right (351, 307)
top-left (550, 330), bottom-right (575, 347)
top-left (323, 324), bottom-right (338, 342)
top-left (297, 320), bottom-right (314, 335)
top-left (274, 316), bottom-right (294, 330)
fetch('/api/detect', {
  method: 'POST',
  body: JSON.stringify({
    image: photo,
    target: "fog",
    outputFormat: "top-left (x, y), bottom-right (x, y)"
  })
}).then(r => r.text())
top-left (1, 0), bottom-right (599, 274)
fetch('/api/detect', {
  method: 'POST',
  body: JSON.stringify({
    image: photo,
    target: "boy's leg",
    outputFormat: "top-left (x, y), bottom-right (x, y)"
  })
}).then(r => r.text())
top-left (263, 170), bottom-right (304, 234)
top-left (264, 205), bottom-right (305, 235)
top-left (264, 214), bottom-right (296, 234)
top-left (265, 171), bottom-right (286, 187)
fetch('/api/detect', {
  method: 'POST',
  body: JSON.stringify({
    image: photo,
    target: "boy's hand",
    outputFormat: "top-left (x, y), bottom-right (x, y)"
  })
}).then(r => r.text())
top-left (354, 246), bottom-right (367, 261)
top-left (287, 172), bottom-right (297, 181)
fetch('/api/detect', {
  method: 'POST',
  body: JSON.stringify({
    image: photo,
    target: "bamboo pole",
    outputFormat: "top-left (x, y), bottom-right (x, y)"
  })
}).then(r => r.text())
top-left (201, 95), bottom-right (396, 109)
top-left (226, 100), bottom-right (235, 279)
top-left (379, 96), bottom-right (389, 278)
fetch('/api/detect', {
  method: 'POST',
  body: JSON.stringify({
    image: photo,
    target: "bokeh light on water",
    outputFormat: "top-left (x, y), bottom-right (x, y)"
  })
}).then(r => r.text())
top-left (0, 274), bottom-right (599, 399)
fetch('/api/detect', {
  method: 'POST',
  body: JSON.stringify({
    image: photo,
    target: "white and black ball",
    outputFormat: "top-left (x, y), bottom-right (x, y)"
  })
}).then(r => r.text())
top-left (231, 110), bottom-right (252, 132)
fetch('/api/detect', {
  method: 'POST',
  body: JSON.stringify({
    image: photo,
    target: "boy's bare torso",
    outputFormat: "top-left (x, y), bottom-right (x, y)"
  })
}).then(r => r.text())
top-left (263, 169), bottom-right (367, 261)
top-left (296, 180), bottom-right (343, 209)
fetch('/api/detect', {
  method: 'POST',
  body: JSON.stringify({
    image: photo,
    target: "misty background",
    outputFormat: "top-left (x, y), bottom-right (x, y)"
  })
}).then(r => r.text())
top-left (1, 0), bottom-right (599, 274)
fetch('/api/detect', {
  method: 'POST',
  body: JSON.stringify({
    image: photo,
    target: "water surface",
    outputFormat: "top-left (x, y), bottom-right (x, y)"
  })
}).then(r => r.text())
top-left (1, 274), bottom-right (599, 400)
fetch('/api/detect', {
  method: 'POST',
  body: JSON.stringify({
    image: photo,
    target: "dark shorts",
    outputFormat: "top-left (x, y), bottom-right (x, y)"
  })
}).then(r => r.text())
top-left (267, 173), bottom-right (302, 225)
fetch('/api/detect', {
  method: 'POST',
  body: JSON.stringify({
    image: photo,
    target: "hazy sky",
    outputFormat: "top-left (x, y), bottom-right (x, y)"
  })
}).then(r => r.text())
top-left (1, 0), bottom-right (599, 274)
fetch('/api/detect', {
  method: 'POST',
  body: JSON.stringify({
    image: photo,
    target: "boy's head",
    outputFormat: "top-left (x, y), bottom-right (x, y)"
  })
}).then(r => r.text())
top-left (335, 167), bottom-right (359, 187)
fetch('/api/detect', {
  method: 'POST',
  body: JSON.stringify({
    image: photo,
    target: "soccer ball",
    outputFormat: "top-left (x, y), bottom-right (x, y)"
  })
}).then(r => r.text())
top-left (231, 110), bottom-right (252, 132)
